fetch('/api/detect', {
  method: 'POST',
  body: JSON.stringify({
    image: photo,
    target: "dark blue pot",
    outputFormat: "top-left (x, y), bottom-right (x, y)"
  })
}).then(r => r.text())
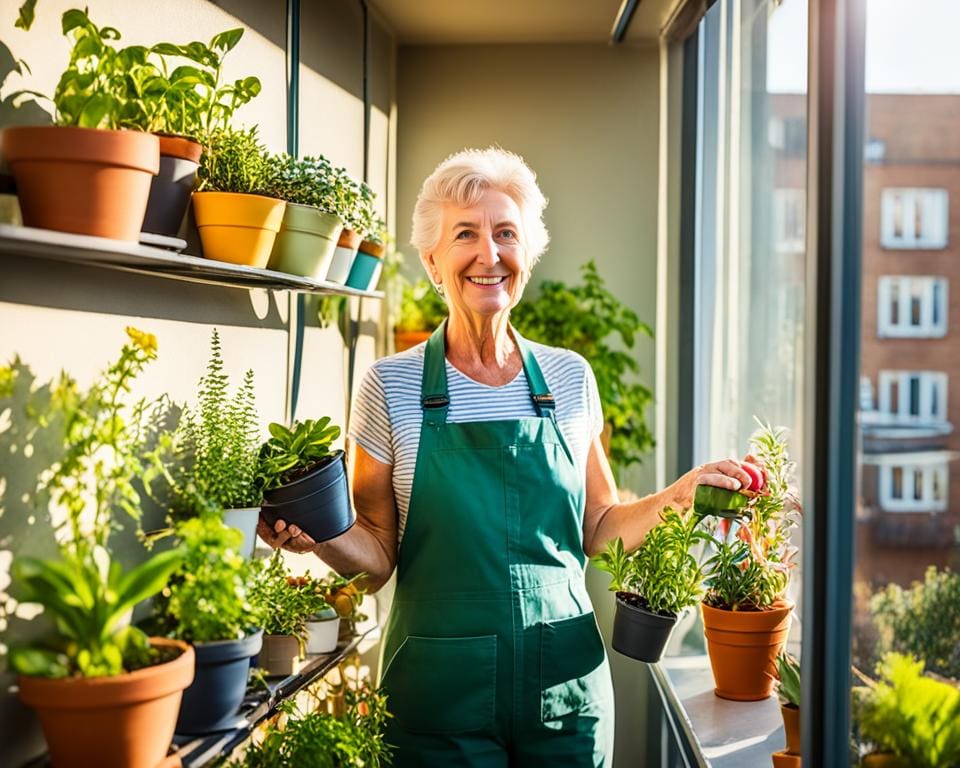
top-left (260, 450), bottom-right (355, 543)
top-left (175, 628), bottom-right (263, 735)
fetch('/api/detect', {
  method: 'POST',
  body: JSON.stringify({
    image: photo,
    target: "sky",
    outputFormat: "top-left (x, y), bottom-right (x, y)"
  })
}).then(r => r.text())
top-left (767, 0), bottom-right (960, 94)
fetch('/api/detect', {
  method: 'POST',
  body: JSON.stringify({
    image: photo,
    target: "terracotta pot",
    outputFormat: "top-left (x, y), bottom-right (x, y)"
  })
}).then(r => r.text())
top-left (781, 703), bottom-right (800, 754)
top-left (18, 637), bottom-right (194, 768)
top-left (394, 329), bottom-right (432, 352)
top-left (192, 191), bottom-right (285, 268)
top-left (326, 227), bottom-right (362, 283)
top-left (861, 753), bottom-right (907, 767)
top-left (259, 634), bottom-right (302, 677)
top-left (701, 599), bottom-right (793, 701)
top-left (2, 125), bottom-right (159, 241)
top-left (141, 134), bottom-right (202, 238)
top-left (772, 750), bottom-right (802, 768)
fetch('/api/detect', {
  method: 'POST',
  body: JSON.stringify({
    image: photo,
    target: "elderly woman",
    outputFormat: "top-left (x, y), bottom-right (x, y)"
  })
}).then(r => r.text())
top-left (259, 148), bottom-right (758, 767)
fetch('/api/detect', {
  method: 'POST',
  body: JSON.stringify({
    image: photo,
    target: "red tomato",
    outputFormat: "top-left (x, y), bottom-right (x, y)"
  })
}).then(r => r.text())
top-left (742, 462), bottom-right (765, 492)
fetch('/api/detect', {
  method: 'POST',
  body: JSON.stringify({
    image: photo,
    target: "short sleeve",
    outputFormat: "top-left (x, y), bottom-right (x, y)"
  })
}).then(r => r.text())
top-left (348, 365), bottom-right (393, 465)
top-left (584, 361), bottom-right (604, 440)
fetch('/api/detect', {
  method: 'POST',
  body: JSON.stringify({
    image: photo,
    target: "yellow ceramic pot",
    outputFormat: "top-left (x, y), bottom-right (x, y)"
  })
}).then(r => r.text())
top-left (193, 191), bottom-right (285, 268)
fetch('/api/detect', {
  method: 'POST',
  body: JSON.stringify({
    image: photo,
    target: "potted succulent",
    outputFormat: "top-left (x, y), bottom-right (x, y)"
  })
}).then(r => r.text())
top-left (394, 277), bottom-right (449, 351)
top-left (4, 327), bottom-right (193, 768)
top-left (326, 173), bottom-right (373, 284)
top-left (2, 8), bottom-right (159, 241)
top-left (347, 216), bottom-right (388, 291)
top-left (256, 417), bottom-right (355, 544)
top-left (772, 651), bottom-right (802, 768)
top-left (287, 573), bottom-right (340, 655)
top-left (153, 514), bottom-right (264, 735)
top-left (853, 653), bottom-right (960, 767)
top-left (248, 552), bottom-right (312, 677)
top-left (699, 422), bottom-right (800, 701)
top-left (512, 260), bottom-right (654, 481)
top-left (193, 126), bottom-right (285, 267)
top-left (265, 153), bottom-right (345, 279)
top-left (593, 507), bottom-right (709, 662)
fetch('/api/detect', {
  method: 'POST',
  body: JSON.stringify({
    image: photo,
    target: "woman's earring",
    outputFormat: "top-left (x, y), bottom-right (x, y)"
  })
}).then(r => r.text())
top-left (433, 281), bottom-right (445, 297)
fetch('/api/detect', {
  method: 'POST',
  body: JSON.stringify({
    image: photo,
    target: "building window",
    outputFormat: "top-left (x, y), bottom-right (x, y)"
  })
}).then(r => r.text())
top-left (877, 276), bottom-right (948, 337)
top-left (877, 371), bottom-right (948, 423)
top-left (880, 188), bottom-right (949, 249)
top-left (879, 461), bottom-right (949, 512)
top-left (773, 188), bottom-right (806, 253)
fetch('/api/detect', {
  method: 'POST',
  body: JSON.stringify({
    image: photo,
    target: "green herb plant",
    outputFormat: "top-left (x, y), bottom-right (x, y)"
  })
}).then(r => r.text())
top-left (870, 566), bottom-right (960, 681)
top-left (853, 653), bottom-right (960, 767)
top-left (776, 651), bottom-right (801, 708)
top-left (512, 260), bottom-right (654, 479)
top-left (286, 572), bottom-right (335, 620)
top-left (255, 418), bottom-right (341, 493)
top-left (5, 327), bottom-right (184, 678)
top-left (701, 421), bottom-right (799, 612)
top-left (196, 126), bottom-right (274, 195)
top-left (592, 508), bottom-right (710, 617)
top-left (264, 153), bottom-right (341, 214)
top-left (249, 552), bottom-right (313, 643)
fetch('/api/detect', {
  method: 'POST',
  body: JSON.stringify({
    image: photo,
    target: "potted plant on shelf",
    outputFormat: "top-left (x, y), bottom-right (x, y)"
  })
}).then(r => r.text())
top-left (699, 421), bottom-right (800, 701)
top-left (326, 172), bottom-right (373, 284)
top-left (287, 573), bottom-right (340, 655)
top-left (772, 651), bottom-right (802, 768)
top-left (193, 126), bottom-right (285, 267)
top-left (593, 507), bottom-right (709, 662)
top-left (248, 552), bottom-right (312, 677)
top-left (512, 260), bottom-right (654, 482)
top-left (2, 8), bottom-right (159, 241)
top-left (265, 153), bottom-right (345, 279)
top-left (4, 327), bottom-right (193, 768)
top-left (316, 572), bottom-right (368, 642)
top-left (853, 653), bottom-right (960, 768)
top-left (153, 514), bottom-right (264, 735)
top-left (256, 417), bottom-right (355, 544)
top-left (347, 215), bottom-right (388, 291)
top-left (394, 276), bottom-right (449, 351)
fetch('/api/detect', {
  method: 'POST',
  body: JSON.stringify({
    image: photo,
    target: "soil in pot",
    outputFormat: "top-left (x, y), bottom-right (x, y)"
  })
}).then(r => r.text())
top-left (141, 134), bottom-right (202, 238)
top-left (701, 599), bottom-right (793, 701)
top-left (260, 450), bottom-right (355, 543)
top-left (176, 629), bottom-right (263, 735)
top-left (2, 126), bottom-right (159, 241)
top-left (781, 703), bottom-right (800, 755)
top-left (18, 637), bottom-right (194, 768)
top-left (612, 592), bottom-right (678, 663)
top-left (325, 227), bottom-right (362, 284)
top-left (258, 634), bottom-right (302, 677)
top-left (192, 191), bottom-right (285, 268)
top-left (267, 203), bottom-right (343, 279)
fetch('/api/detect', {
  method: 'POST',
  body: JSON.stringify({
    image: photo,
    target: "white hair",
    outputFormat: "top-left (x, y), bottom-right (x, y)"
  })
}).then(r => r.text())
top-left (410, 147), bottom-right (549, 265)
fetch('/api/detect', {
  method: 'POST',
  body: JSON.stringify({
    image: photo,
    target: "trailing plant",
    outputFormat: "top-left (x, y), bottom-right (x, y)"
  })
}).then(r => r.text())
top-left (701, 420), bottom-right (800, 611)
top-left (229, 684), bottom-right (392, 768)
top-left (5, 327), bottom-right (184, 678)
top-left (870, 566), bottom-right (960, 682)
top-left (249, 551), bottom-right (313, 641)
top-left (395, 277), bottom-right (448, 333)
top-left (776, 651), bottom-right (801, 708)
top-left (255, 417), bottom-right (341, 493)
top-left (146, 329), bottom-right (260, 518)
top-left (512, 260), bottom-right (654, 478)
top-left (264, 153), bottom-right (342, 214)
top-left (196, 126), bottom-right (274, 195)
top-left (592, 508), bottom-right (710, 617)
top-left (153, 514), bottom-right (265, 644)
top-left (853, 653), bottom-right (960, 767)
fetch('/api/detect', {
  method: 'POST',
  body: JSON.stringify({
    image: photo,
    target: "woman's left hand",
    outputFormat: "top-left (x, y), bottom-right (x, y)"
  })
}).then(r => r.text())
top-left (257, 516), bottom-right (317, 554)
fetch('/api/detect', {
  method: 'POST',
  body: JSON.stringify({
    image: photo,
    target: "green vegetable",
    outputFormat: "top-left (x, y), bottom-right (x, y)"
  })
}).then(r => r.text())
top-left (693, 484), bottom-right (750, 519)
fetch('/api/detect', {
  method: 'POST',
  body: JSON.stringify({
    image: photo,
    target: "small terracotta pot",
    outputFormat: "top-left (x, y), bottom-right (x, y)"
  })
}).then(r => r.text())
top-left (861, 753), bottom-right (907, 767)
top-left (325, 227), bottom-right (362, 283)
top-left (781, 703), bottom-right (800, 755)
top-left (18, 637), bottom-right (194, 768)
top-left (701, 599), bottom-right (793, 701)
top-left (394, 329), bottom-right (432, 352)
top-left (2, 125), bottom-right (159, 241)
top-left (192, 191), bottom-right (285, 268)
top-left (772, 750), bottom-right (802, 768)
top-left (259, 634), bottom-right (302, 677)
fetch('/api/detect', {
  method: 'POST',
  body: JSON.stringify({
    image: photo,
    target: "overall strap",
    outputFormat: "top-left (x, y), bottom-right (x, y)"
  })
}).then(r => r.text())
top-left (420, 321), bottom-right (450, 426)
top-left (512, 330), bottom-right (557, 419)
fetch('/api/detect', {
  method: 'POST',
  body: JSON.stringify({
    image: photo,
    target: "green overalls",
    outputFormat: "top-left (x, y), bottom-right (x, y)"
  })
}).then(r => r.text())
top-left (378, 325), bottom-right (615, 767)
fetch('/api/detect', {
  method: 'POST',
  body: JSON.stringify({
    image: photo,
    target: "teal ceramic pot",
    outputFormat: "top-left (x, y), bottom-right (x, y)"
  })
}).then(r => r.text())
top-left (345, 239), bottom-right (385, 290)
top-left (267, 203), bottom-right (343, 279)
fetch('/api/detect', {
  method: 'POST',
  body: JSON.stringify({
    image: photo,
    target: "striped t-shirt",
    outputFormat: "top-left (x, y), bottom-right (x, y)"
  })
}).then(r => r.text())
top-left (348, 339), bottom-right (604, 538)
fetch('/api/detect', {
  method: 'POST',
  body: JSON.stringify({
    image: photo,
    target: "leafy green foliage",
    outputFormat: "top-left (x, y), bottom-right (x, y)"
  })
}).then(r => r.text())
top-left (197, 126), bottom-right (274, 195)
top-left (264, 153), bottom-right (344, 215)
top-left (340, 175), bottom-right (377, 237)
top-left (870, 566), bottom-right (960, 681)
top-left (702, 421), bottom-right (799, 611)
top-left (395, 278), bottom-right (448, 333)
top-left (4, 328), bottom-right (184, 678)
top-left (15, 0), bottom-right (37, 31)
top-left (156, 514), bottom-right (264, 644)
top-left (248, 552), bottom-right (314, 640)
top-left (853, 654), bottom-right (960, 767)
top-left (229, 686), bottom-right (392, 768)
top-left (776, 651), bottom-right (801, 707)
top-left (256, 418), bottom-right (341, 493)
top-left (592, 508), bottom-right (710, 617)
top-left (512, 261), bottom-right (654, 478)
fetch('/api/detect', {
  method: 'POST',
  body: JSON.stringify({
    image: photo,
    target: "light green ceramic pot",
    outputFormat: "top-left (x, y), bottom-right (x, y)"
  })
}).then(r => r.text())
top-left (268, 203), bottom-right (343, 279)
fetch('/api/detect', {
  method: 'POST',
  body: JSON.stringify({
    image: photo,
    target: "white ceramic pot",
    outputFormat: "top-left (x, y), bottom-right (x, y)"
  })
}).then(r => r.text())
top-left (223, 507), bottom-right (260, 558)
top-left (305, 607), bottom-right (340, 654)
top-left (325, 244), bottom-right (357, 284)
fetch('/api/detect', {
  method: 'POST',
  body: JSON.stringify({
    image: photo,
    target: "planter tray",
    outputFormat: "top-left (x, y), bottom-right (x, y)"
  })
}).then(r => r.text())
top-left (0, 224), bottom-right (383, 299)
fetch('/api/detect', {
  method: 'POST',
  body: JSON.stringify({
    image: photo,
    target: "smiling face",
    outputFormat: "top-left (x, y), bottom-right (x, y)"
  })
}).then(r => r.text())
top-left (424, 189), bottom-right (531, 322)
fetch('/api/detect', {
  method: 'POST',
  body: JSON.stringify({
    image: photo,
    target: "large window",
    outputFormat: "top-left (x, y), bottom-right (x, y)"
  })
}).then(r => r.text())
top-left (880, 188), bottom-right (949, 249)
top-left (876, 275), bottom-right (948, 337)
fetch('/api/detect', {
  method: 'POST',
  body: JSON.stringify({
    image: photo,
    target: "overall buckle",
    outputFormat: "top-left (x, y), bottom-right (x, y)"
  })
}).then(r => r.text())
top-left (422, 395), bottom-right (450, 409)
top-left (531, 393), bottom-right (556, 409)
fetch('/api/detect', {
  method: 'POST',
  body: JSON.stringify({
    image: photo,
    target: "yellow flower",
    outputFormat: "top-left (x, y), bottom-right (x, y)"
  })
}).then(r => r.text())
top-left (125, 326), bottom-right (158, 356)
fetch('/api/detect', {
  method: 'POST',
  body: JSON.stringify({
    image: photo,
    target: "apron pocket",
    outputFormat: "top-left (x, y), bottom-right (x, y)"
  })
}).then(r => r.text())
top-left (541, 612), bottom-right (606, 722)
top-left (381, 634), bottom-right (497, 733)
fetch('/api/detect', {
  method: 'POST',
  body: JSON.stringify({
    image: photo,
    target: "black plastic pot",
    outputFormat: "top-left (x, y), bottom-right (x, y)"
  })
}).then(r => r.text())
top-left (260, 450), bottom-right (355, 543)
top-left (611, 593), bottom-right (677, 663)
top-left (141, 135), bottom-right (201, 238)
top-left (175, 628), bottom-right (263, 735)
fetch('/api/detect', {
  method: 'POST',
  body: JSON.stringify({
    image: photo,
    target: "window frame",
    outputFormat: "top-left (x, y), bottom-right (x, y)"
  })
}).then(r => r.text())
top-left (876, 370), bottom-right (948, 423)
top-left (880, 187), bottom-right (949, 250)
top-left (877, 275), bottom-right (948, 338)
top-left (878, 459), bottom-right (950, 512)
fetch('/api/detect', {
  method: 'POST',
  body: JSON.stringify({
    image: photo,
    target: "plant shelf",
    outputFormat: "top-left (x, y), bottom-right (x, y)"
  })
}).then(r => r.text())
top-left (0, 224), bottom-right (384, 299)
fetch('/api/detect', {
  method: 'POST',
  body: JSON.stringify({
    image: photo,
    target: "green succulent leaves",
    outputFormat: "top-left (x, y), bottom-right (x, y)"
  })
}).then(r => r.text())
top-left (256, 418), bottom-right (342, 493)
